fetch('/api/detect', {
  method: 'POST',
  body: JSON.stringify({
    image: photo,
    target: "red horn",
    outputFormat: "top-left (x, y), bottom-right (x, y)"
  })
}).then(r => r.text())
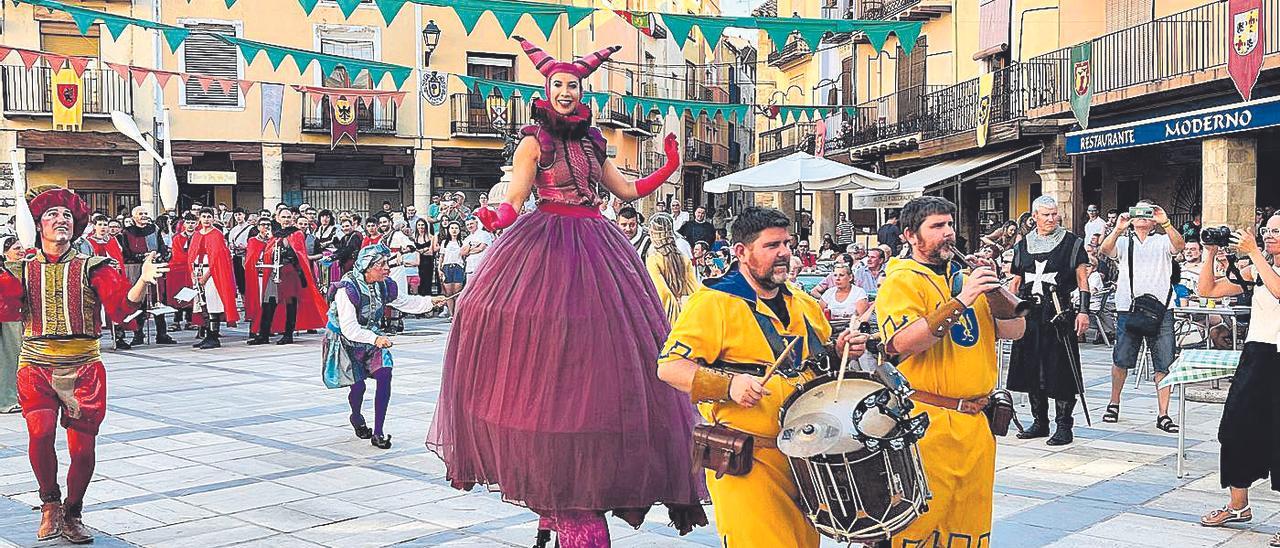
top-left (513, 35), bottom-right (559, 78)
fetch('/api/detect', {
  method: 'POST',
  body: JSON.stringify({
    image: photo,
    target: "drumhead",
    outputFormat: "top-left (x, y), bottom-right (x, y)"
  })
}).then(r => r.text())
top-left (779, 375), bottom-right (900, 457)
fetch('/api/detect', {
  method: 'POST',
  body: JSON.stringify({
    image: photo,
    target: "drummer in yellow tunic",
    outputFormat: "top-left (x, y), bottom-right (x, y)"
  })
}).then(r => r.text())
top-left (875, 196), bottom-right (1026, 548)
top-left (657, 207), bottom-right (867, 548)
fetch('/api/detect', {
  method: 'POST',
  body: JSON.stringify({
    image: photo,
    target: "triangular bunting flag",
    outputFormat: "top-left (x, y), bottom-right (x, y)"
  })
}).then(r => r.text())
top-left (335, 0), bottom-right (363, 18)
top-left (18, 50), bottom-right (42, 70)
top-left (216, 78), bottom-right (235, 95)
top-left (0, 47), bottom-right (11, 64)
top-left (373, 0), bottom-right (408, 26)
top-left (454, 6), bottom-right (487, 34)
top-left (661, 14), bottom-right (697, 49)
top-left (491, 9), bottom-right (524, 37)
top-left (67, 56), bottom-right (91, 77)
top-left (297, 0), bottom-right (321, 15)
top-left (161, 28), bottom-right (189, 53)
top-left (237, 80), bottom-right (255, 95)
top-left (42, 54), bottom-right (66, 71)
top-left (196, 75), bottom-right (214, 92)
top-left (529, 12), bottom-right (560, 39)
top-left (105, 62), bottom-right (130, 81)
top-left (390, 92), bottom-right (406, 108)
top-left (152, 70), bottom-right (173, 88)
top-left (129, 67), bottom-right (150, 86)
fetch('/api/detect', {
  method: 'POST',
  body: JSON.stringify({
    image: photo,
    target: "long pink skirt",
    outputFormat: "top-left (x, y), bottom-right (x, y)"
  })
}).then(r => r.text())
top-left (426, 206), bottom-right (706, 524)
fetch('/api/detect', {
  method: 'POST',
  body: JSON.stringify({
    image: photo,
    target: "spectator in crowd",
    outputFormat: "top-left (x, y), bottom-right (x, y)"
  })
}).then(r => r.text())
top-left (437, 221), bottom-right (466, 319)
top-left (691, 241), bottom-right (716, 281)
top-left (670, 199), bottom-right (689, 232)
top-left (788, 233), bottom-right (799, 252)
top-left (819, 234), bottom-right (837, 260)
top-left (854, 246), bottom-right (888, 294)
top-left (404, 205), bottom-right (421, 229)
top-left (819, 263), bottom-right (869, 321)
top-left (361, 218), bottom-right (380, 247)
top-left (981, 220), bottom-right (1020, 255)
top-left (655, 199), bottom-right (669, 216)
top-left (810, 253), bottom-right (854, 298)
top-left (410, 219), bottom-right (437, 299)
top-left (679, 206), bottom-right (716, 247)
top-left (834, 212), bottom-right (854, 252)
top-left (711, 205), bottom-right (730, 236)
top-left (644, 213), bottom-right (698, 324)
top-left (795, 239), bottom-right (817, 268)
top-left (461, 217), bottom-right (493, 281)
top-left (617, 207), bottom-right (651, 260)
top-left (1099, 199), bottom-right (1184, 433)
top-left (797, 209), bottom-right (813, 244)
top-left (225, 209), bottom-right (253, 295)
top-left (217, 202), bottom-right (233, 226)
top-left (848, 242), bottom-right (868, 265)
top-left (877, 210), bottom-right (902, 254)
top-left (1105, 208), bottom-right (1119, 232)
top-left (711, 229), bottom-right (730, 252)
top-left (1178, 240), bottom-right (1204, 297)
top-left (1084, 205), bottom-right (1107, 245)
top-left (379, 201), bottom-right (395, 218)
top-left (600, 195), bottom-right (622, 221)
top-left (107, 218), bottom-right (123, 240)
top-left (1181, 214), bottom-right (1203, 242)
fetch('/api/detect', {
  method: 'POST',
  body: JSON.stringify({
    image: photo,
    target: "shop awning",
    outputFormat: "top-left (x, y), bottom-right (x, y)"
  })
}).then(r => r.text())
top-left (705, 151), bottom-right (898, 193)
top-left (850, 146), bottom-right (1042, 209)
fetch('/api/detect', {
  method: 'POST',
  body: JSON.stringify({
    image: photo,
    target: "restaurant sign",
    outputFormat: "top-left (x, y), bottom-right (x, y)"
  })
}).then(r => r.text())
top-left (1066, 96), bottom-right (1280, 154)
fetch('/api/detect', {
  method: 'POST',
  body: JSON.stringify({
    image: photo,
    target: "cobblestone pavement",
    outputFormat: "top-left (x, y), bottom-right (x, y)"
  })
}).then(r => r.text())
top-left (0, 320), bottom-right (1275, 547)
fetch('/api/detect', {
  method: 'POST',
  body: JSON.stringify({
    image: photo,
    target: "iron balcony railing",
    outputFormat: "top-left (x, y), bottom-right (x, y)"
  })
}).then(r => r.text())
top-left (449, 92), bottom-right (529, 137)
top-left (599, 94), bottom-right (635, 128)
top-left (845, 84), bottom-right (947, 148)
top-left (641, 150), bottom-right (666, 173)
top-left (625, 116), bottom-right (660, 136)
top-left (919, 62), bottom-right (1047, 140)
top-left (858, 0), bottom-right (923, 19)
top-left (759, 121), bottom-right (816, 162)
top-left (685, 138), bottom-right (714, 164)
top-left (2, 65), bottom-right (131, 116)
top-left (301, 92), bottom-right (397, 135)
top-left (1026, 0), bottom-right (1280, 111)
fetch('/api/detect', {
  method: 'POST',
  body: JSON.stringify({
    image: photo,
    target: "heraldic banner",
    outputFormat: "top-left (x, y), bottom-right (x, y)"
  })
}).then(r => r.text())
top-left (1069, 42), bottom-right (1093, 129)
top-left (330, 94), bottom-right (358, 148)
top-left (51, 67), bottom-right (84, 131)
top-left (1228, 0), bottom-right (1264, 102)
top-left (976, 72), bottom-right (993, 148)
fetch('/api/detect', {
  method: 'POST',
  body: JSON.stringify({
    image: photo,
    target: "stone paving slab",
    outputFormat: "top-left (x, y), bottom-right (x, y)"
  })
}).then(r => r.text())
top-left (0, 323), bottom-right (1270, 547)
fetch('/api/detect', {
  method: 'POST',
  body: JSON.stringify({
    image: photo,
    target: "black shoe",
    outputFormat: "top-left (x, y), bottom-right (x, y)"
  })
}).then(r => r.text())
top-left (351, 422), bottom-right (373, 440)
top-left (192, 337), bottom-right (209, 348)
top-left (1047, 427), bottom-right (1074, 446)
top-left (197, 337), bottom-right (221, 350)
top-left (155, 334), bottom-right (177, 345)
top-left (534, 529), bottom-right (553, 548)
top-left (115, 339), bottom-right (132, 350)
top-left (1017, 421), bottom-right (1050, 439)
top-left (275, 336), bottom-right (295, 345)
top-left (247, 336), bottom-right (271, 346)
top-left (130, 333), bottom-right (145, 346)
top-left (371, 434), bottom-right (392, 449)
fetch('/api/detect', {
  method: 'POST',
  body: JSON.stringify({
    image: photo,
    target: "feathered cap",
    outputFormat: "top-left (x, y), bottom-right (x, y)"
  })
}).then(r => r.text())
top-left (27, 186), bottom-right (92, 238)
top-left (514, 35), bottom-right (621, 101)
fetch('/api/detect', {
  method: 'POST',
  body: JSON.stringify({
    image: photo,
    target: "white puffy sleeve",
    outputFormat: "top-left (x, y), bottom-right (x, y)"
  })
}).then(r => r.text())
top-left (386, 293), bottom-right (440, 315)
top-left (336, 290), bottom-right (380, 345)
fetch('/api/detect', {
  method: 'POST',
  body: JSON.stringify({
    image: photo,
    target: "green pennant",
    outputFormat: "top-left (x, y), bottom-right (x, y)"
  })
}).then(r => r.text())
top-left (224, 0), bottom-right (236, 7)
top-left (892, 23), bottom-right (923, 55)
top-left (336, 0), bottom-right (363, 18)
top-left (388, 67), bottom-right (411, 88)
top-left (661, 14), bottom-right (697, 49)
top-left (586, 92), bottom-right (609, 111)
top-left (453, 6), bottom-right (487, 34)
top-left (161, 28), bottom-right (189, 53)
top-left (455, 74), bottom-right (477, 94)
top-left (374, 0), bottom-right (409, 26)
top-left (317, 58), bottom-right (340, 80)
top-left (67, 11), bottom-right (97, 35)
top-left (695, 18), bottom-right (734, 51)
top-left (291, 50), bottom-right (316, 75)
top-left (297, 0), bottom-right (320, 15)
top-left (791, 19), bottom-right (831, 50)
top-left (528, 12), bottom-right (560, 39)
top-left (862, 27), bottom-right (891, 53)
top-left (490, 9), bottom-right (525, 37)
top-left (101, 17), bottom-right (130, 39)
top-left (233, 41), bottom-right (264, 64)
top-left (564, 5), bottom-right (594, 28)
top-left (759, 22), bottom-right (796, 54)
top-left (476, 81), bottom-right (495, 99)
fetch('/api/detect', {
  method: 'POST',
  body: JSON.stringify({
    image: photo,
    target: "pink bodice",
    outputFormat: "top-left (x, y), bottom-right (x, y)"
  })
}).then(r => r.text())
top-left (534, 137), bottom-right (603, 208)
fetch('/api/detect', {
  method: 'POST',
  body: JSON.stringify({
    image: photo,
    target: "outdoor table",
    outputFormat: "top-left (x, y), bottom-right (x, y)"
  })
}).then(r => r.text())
top-left (1171, 305), bottom-right (1249, 350)
top-left (1157, 349), bottom-right (1240, 478)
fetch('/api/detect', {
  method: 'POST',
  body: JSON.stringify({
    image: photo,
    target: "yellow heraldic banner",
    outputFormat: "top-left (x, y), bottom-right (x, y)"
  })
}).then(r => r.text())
top-left (976, 72), bottom-right (993, 148)
top-left (51, 67), bottom-right (84, 131)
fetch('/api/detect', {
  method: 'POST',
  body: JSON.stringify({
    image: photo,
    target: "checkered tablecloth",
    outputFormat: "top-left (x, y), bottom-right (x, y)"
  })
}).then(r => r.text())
top-left (1157, 349), bottom-right (1241, 389)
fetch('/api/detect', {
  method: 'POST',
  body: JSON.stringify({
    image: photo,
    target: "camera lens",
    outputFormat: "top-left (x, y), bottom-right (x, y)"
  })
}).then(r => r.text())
top-left (1200, 226), bottom-right (1233, 247)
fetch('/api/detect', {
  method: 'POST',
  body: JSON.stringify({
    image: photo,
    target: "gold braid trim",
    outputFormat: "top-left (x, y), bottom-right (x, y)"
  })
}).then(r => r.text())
top-left (925, 298), bottom-right (967, 338)
top-left (690, 366), bottom-right (734, 404)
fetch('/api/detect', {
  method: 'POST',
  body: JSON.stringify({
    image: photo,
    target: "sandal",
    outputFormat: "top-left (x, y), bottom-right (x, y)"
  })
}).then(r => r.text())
top-left (1271, 532), bottom-right (1280, 547)
top-left (1200, 505), bottom-right (1252, 527)
top-left (1102, 404), bottom-right (1120, 423)
top-left (1156, 415), bottom-right (1180, 433)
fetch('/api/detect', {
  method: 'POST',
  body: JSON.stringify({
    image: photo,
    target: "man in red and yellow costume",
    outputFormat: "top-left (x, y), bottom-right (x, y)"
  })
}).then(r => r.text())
top-left (0, 188), bottom-right (166, 544)
top-left (82, 213), bottom-right (133, 349)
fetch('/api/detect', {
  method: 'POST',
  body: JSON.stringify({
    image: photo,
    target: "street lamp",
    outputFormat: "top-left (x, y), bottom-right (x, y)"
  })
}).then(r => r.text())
top-left (422, 20), bottom-right (441, 67)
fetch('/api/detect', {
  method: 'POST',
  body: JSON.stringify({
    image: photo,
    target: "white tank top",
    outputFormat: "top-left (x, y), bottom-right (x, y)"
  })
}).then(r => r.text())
top-left (1246, 265), bottom-right (1280, 345)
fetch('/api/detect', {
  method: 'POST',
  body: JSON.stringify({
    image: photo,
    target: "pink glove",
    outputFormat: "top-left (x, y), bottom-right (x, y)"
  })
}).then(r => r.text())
top-left (636, 133), bottom-right (681, 197)
top-left (476, 203), bottom-right (518, 232)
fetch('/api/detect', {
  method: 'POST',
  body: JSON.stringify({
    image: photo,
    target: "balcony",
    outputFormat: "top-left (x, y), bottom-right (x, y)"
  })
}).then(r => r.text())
top-left (920, 63), bottom-right (1036, 140)
top-left (449, 92), bottom-right (529, 138)
top-left (624, 115), bottom-right (659, 137)
top-left (599, 95), bottom-right (634, 129)
top-left (685, 138), bottom-right (714, 165)
top-left (855, 0), bottom-right (950, 20)
top-left (758, 121), bottom-right (815, 162)
top-left (641, 150), bottom-right (666, 173)
top-left (1025, 0), bottom-right (1280, 117)
top-left (843, 84), bottom-right (946, 155)
top-left (2, 65), bottom-right (131, 117)
top-left (301, 92), bottom-right (397, 135)
top-left (767, 38), bottom-right (811, 69)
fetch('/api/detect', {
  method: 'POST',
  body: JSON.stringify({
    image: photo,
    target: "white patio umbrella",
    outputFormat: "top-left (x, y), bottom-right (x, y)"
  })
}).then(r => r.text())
top-left (704, 151), bottom-right (898, 193)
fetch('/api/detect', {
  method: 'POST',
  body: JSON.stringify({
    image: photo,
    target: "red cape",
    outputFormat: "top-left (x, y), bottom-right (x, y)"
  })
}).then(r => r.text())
top-left (187, 228), bottom-right (240, 324)
top-left (85, 238), bottom-right (125, 275)
top-left (244, 232), bottom-right (327, 334)
top-left (166, 232), bottom-right (194, 307)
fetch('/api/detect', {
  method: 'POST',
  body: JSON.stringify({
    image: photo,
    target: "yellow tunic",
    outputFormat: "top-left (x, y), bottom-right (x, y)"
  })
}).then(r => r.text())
top-left (875, 257), bottom-right (997, 547)
top-left (660, 269), bottom-right (832, 548)
top-left (645, 251), bottom-right (699, 324)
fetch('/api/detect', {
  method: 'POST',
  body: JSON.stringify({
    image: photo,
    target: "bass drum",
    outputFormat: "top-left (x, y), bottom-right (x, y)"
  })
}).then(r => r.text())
top-left (777, 372), bottom-right (931, 544)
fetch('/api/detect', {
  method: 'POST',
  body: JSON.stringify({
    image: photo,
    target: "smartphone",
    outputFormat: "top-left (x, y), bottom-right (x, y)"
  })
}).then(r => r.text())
top-left (1128, 206), bottom-right (1154, 219)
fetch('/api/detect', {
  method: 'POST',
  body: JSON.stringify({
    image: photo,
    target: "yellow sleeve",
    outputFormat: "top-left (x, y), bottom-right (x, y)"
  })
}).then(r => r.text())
top-left (659, 290), bottom-right (725, 366)
top-left (645, 254), bottom-right (674, 310)
top-left (875, 272), bottom-right (929, 344)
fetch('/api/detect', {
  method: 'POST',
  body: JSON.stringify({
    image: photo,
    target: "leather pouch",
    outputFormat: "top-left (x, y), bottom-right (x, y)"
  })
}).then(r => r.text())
top-left (692, 423), bottom-right (754, 478)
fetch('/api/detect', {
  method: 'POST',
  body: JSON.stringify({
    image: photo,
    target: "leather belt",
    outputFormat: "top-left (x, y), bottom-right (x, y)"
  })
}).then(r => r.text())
top-left (910, 390), bottom-right (990, 415)
top-left (712, 362), bottom-right (769, 377)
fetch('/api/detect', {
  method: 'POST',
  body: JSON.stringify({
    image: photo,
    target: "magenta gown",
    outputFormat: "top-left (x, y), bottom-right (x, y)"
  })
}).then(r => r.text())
top-left (426, 123), bottom-right (706, 527)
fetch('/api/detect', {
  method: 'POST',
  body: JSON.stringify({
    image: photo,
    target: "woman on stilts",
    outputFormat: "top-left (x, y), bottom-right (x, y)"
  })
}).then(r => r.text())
top-left (426, 36), bottom-right (707, 547)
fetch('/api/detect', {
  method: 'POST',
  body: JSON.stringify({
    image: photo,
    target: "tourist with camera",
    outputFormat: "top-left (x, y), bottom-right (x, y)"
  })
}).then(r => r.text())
top-left (1098, 200), bottom-right (1185, 432)
top-left (1195, 219), bottom-right (1280, 545)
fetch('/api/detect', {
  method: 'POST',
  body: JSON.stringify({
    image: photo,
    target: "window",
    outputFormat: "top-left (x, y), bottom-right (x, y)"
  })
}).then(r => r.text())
top-left (181, 21), bottom-right (241, 108)
top-left (465, 53), bottom-right (515, 112)
top-left (841, 56), bottom-right (854, 105)
top-left (40, 22), bottom-right (99, 57)
top-left (319, 27), bottom-right (377, 88)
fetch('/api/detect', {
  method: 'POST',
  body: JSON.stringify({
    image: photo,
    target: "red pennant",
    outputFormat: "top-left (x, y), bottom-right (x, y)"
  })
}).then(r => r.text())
top-left (129, 67), bottom-right (151, 86)
top-left (67, 57), bottom-right (91, 77)
top-left (216, 78), bottom-right (235, 95)
top-left (390, 92), bottom-right (406, 108)
top-left (17, 50), bottom-right (41, 70)
top-left (196, 75), bottom-right (214, 92)
top-left (105, 62), bottom-right (131, 81)
top-left (1228, 0), bottom-right (1265, 101)
top-left (237, 80), bottom-right (255, 95)
top-left (0, 47), bottom-right (11, 63)
top-left (152, 71), bottom-right (173, 88)
top-left (42, 54), bottom-right (66, 71)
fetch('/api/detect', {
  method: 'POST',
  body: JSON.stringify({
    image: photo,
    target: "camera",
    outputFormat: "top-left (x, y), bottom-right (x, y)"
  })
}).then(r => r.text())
top-left (1128, 206), bottom-right (1154, 219)
top-left (1200, 226), bottom-right (1234, 247)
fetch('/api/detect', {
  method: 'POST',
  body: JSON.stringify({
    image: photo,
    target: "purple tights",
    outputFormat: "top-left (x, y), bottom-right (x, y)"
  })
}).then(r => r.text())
top-left (538, 511), bottom-right (610, 547)
top-left (348, 368), bottom-right (393, 436)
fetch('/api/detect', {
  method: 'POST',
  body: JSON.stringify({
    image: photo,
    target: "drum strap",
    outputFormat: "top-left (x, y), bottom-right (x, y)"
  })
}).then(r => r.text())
top-left (747, 302), bottom-right (825, 378)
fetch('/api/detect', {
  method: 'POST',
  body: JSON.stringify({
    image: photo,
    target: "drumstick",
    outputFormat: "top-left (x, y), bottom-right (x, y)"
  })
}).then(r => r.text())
top-left (833, 342), bottom-right (852, 403)
top-left (760, 336), bottom-right (802, 384)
